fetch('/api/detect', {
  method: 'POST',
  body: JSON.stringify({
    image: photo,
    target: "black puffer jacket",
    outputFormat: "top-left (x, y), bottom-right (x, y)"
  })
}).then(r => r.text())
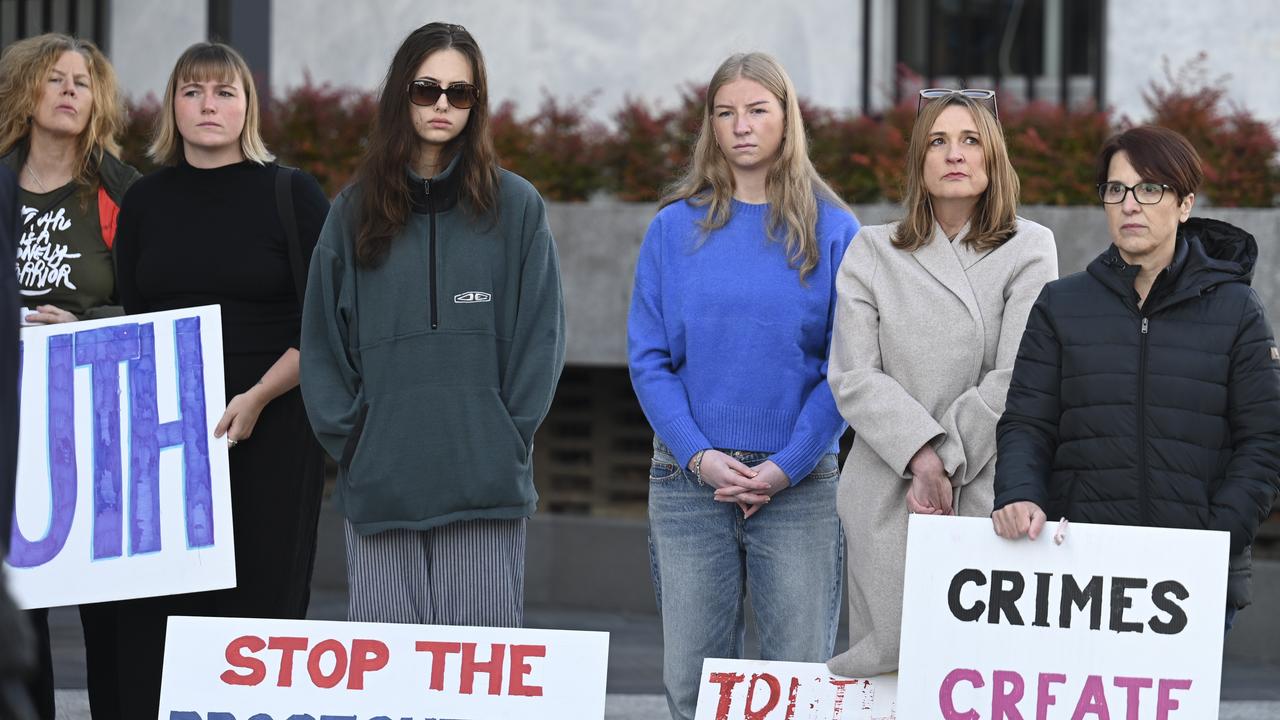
top-left (995, 218), bottom-right (1280, 608)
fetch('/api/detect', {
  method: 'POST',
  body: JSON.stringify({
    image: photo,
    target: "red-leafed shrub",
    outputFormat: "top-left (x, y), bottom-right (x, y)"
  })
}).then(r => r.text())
top-left (265, 77), bottom-right (377, 194)
top-left (120, 96), bottom-right (162, 175)
top-left (114, 64), bottom-right (1280, 206)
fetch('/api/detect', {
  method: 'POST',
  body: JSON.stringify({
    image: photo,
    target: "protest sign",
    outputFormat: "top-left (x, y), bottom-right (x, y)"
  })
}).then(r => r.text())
top-left (898, 515), bottom-right (1228, 719)
top-left (158, 616), bottom-right (610, 719)
top-left (7, 306), bottom-right (235, 609)
top-left (694, 658), bottom-right (897, 719)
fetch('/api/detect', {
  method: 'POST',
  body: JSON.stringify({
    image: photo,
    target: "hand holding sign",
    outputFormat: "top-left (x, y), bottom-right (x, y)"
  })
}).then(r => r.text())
top-left (992, 500), bottom-right (1048, 540)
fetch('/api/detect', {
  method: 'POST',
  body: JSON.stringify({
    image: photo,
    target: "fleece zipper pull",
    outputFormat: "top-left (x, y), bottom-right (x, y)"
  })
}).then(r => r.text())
top-left (426, 178), bottom-right (438, 330)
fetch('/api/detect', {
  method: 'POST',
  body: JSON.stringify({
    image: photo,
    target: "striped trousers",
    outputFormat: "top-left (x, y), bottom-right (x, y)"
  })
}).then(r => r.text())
top-left (344, 518), bottom-right (527, 627)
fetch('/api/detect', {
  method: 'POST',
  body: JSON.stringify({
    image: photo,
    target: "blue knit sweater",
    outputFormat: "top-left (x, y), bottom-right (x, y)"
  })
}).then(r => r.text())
top-left (627, 197), bottom-right (860, 483)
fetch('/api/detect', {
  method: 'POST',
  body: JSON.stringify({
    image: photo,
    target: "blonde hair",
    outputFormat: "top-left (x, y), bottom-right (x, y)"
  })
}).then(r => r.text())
top-left (661, 52), bottom-right (851, 281)
top-left (149, 42), bottom-right (274, 165)
top-left (893, 94), bottom-right (1019, 252)
top-left (0, 33), bottom-right (124, 188)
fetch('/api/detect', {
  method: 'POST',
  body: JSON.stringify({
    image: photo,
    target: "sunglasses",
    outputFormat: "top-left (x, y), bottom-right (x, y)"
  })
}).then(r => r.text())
top-left (917, 88), bottom-right (999, 122)
top-left (407, 79), bottom-right (479, 109)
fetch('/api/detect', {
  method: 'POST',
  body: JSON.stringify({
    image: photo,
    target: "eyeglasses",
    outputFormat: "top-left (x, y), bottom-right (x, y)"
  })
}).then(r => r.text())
top-left (917, 88), bottom-right (999, 122)
top-left (1097, 181), bottom-right (1172, 205)
top-left (407, 80), bottom-right (478, 109)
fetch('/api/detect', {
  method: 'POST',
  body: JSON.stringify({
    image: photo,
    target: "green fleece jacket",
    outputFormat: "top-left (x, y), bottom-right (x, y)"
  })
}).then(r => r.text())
top-left (300, 157), bottom-right (566, 534)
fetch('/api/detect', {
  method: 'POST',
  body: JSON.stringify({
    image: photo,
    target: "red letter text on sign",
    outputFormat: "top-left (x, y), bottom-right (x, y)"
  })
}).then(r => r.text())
top-left (830, 678), bottom-right (862, 718)
top-left (1114, 676), bottom-right (1153, 719)
top-left (1071, 675), bottom-right (1110, 720)
top-left (744, 673), bottom-right (781, 720)
top-left (1036, 672), bottom-right (1067, 720)
top-left (508, 644), bottom-right (546, 697)
top-left (940, 668), bottom-right (984, 720)
top-left (460, 643), bottom-right (506, 695)
top-left (267, 636), bottom-right (308, 687)
top-left (348, 639), bottom-right (390, 690)
top-left (307, 638), bottom-right (349, 689)
top-left (220, 635), bottom-right (266, 686)
top-left (708, 672), bottom-right (745, 720)
top-left (416, 641), bottom-right (463, 691)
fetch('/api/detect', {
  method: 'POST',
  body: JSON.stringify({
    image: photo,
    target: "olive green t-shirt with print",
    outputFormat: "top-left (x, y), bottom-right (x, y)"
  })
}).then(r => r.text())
top-left (16, 183), bottom-right (116, 319)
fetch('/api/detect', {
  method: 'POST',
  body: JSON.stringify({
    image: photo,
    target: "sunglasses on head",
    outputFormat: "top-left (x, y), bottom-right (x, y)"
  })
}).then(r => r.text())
top-left (408, 79), bottom-right (478, 109)
top-left (917, 88), bottom-right (999, 122)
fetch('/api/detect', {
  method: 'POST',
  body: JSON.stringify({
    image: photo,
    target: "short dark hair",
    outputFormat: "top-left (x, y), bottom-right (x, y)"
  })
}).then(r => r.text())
top-left (1096, 125), bottom-right (1203, 200)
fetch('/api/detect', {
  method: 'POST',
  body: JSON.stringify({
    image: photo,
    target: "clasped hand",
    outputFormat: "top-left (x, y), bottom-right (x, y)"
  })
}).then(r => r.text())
top-left (906, 444), bottom-right (954, 515)
top-left (690, 450), bottom-right (789, 519)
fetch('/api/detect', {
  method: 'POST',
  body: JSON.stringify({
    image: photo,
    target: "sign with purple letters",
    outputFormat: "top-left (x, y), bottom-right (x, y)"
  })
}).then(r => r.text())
top-left (6, 306), bottom-right (235, 609)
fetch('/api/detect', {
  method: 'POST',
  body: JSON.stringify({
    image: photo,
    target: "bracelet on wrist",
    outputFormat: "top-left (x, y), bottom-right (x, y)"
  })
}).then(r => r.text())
top-left (692, 450), bottom-right (707, 486)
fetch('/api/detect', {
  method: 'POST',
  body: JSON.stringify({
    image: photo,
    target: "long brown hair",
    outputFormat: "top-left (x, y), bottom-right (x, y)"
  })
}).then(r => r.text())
top-left (149, 42), bottom-right (274, 166)
top-left (892, 94), bottom-right (1019, 252)
top-left (661, 52), bottom-right (851, 282)
top-left (0, 33), bottom-right (124, 189)
top-left (355, 22), bottom-right (499, 267)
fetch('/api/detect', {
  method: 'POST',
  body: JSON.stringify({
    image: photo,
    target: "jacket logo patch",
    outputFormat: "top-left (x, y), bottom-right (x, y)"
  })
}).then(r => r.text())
top-left (454, 291), bottom-right (492, 304)
top-left (1271, 347), bottom-right (1279, 361)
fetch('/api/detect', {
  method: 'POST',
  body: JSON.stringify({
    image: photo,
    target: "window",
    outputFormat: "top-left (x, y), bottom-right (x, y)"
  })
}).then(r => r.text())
top-left (0, 0), bottom-right (110, 53)
top-left (895, 0), bottom-right (1105, 109)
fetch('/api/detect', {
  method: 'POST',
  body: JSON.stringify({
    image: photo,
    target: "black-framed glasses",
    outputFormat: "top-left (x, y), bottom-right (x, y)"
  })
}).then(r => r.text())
top-left (917, 88), bottom-right (999, 122)
top-left (408, 80), bottom-right (478, 109)
top-left (1097, 181), bottom-right (1172, 205)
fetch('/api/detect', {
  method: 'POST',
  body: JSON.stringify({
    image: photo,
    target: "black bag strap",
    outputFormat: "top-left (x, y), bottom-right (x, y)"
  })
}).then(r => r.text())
top-left (275, 164), bottom-right (307, 309)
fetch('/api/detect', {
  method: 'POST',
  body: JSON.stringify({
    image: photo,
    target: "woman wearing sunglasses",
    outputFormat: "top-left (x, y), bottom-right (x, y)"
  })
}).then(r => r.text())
top-left (826, 89), bottom-right (1057, 677)
top-left (301, 22), bottom-right (565, 626)
top-left (628, 53), bottom-right (859, 720)
top-left (109, 41), bottom-right (330, 718)
top-left (993, 126), bottom-right (1280, 633)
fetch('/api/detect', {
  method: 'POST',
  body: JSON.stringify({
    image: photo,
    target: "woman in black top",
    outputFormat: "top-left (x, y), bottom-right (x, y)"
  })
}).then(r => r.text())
top-left (112, 42), bottom-right (329, 718)
top-left (993, 126), bottom-right (1280, 630)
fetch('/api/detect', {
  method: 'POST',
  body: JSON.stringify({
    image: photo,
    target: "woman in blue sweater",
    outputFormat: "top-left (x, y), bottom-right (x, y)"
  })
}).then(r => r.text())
top-left (627, 52), bottom-right (859, 720)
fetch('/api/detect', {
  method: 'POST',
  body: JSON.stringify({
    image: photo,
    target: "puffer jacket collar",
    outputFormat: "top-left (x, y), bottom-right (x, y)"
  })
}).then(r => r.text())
top-left (1086, 217), bottom-right (1257, 312)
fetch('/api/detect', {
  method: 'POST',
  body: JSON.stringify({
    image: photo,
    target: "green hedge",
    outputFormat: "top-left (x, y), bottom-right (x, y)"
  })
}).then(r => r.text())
top-left (120, 73), bottom-right (1280, 207)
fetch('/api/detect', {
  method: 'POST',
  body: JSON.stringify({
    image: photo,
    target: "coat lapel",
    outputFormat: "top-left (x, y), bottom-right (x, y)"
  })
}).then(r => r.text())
top-left (912, 222), bottom-right (984, 327)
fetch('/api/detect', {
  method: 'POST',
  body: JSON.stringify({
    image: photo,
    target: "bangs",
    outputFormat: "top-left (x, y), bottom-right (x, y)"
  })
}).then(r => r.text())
top-left (174, 47), bottom-right (243, 88)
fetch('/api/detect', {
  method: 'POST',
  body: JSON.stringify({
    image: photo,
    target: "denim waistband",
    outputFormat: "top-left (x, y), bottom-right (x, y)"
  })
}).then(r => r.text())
top-left (652, 436), bottom-right (770, 464)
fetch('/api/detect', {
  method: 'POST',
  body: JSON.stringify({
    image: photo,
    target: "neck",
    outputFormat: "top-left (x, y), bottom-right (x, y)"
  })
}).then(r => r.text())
top-left (23, 129), bottom-right (80, 188)
top-left (414, 143), bottom-right (448, 179)
top-left (183, 141), bottom-right (244, 169)
top-left (731, 167), bottom-right (769, 204)
top-left (1121, 239), bottom-right (1177, 304)
top-left (932, 196), bottom-right (977, 239)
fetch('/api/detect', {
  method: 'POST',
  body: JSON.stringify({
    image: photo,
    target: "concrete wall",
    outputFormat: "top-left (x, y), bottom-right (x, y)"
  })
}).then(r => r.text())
top-left (270, 0), bottom-right (863, 121)
top-left (1105, 1), bottom-right (1280, 124)
top-left (108, 0), bottom-right (205, 100)
top-left (552, 202), bottom-right (1280, 366)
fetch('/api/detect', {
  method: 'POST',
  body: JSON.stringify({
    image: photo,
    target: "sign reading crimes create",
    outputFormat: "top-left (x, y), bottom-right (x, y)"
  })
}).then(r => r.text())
top-left (897, 516), bottom-right (1228, 720)
top-left (158, 616), bottom-right (610, 720)
top-left (7, 306), bottom-right (235, 609)
top-left (694, 659), bottom-right (897, 719)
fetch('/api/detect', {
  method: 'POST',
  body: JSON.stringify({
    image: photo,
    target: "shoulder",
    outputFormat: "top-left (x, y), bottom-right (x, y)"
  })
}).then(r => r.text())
top-left (497, 168), bottom-right (547, 211)
top-left (852, 222), bottom-right (898, 253)
top-left (816, 198), bottom-right (860, 243)
top-left (121, 166), bottom-right (179, 206)
top-left (280, 164), bottom-right (331, 209)
top-left (1008, 216), bottom-right (1057, 253)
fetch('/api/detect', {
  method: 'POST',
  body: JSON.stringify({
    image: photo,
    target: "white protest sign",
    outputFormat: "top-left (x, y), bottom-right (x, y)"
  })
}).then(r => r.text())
top-left (158, 616), bottom-right (610, 720)
top-left (694, 659), bottom-right (897, 719)
top-left (7, 306), bottom-right (235, 609)
top-left (898, 515), bottom-right (1228, 720)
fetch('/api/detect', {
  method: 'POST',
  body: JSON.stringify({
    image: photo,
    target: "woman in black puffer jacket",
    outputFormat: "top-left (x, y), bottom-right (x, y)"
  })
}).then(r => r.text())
top-left (992, 126), bottom-right (1280, 629)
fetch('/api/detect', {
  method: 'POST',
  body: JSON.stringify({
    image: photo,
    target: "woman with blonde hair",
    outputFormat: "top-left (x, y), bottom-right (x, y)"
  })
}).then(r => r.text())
top-left (826, 90), bottom-right (1058, 677)
top-left (0, 32), bottom-right (139, 720)
top-left (627, 52), bottom-right (859, 720)
top-left (111, 42), bottom-right (329, 718)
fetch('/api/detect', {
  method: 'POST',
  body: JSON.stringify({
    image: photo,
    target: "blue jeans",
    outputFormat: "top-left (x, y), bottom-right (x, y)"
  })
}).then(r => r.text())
top-left (647, 438), bottom-right (844, 720)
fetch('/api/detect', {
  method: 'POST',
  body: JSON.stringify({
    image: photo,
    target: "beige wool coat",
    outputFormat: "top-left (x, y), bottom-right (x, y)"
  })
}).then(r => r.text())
top-left (825, 218), bottom-right (1058, 677)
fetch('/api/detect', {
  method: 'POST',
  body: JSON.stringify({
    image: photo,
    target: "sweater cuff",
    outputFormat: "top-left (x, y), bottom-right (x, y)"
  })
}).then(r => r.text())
top-left (771, 434), bottom-right (835, 486)
top-left (658, 416), bottom-right (713, 470)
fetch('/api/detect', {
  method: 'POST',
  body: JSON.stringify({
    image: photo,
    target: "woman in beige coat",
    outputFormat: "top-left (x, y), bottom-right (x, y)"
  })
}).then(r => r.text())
top-left (826, 90), bottom-right (1058, 677)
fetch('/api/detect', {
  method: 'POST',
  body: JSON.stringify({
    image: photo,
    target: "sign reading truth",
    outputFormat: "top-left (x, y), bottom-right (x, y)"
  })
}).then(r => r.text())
top-left (7, 306), bottom-right (235, 609)
top-left (159, 616), bottom-right (610, 719)
top-left (897, 515), bottom-right (1228, 720)
top-left (693, 659), bottom-right (897, 719)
